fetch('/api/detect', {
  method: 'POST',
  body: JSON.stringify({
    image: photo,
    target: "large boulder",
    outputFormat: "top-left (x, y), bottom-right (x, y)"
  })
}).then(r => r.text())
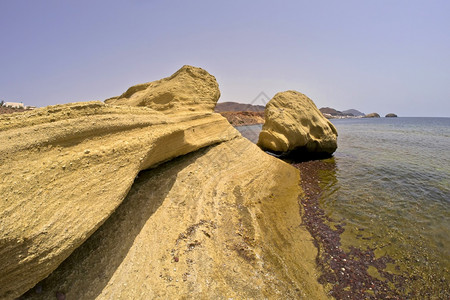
top-left (257, 91), bottom-right (338, 157)
top-left (105, 65), bottom-right (220, 113)
top-left (0, 67), bottom-right (239, 299)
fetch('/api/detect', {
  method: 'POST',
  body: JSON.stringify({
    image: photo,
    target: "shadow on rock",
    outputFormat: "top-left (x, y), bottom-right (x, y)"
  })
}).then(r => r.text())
top-left (21, 147), bottom-right (210, 299)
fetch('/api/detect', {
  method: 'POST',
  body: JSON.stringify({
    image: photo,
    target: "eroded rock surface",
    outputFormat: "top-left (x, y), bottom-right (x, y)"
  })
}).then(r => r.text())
top-left (21, 137), bottom-right (327, 299)
top-left (0, 101), bottom-right (238, 299)
top-left (105, 65), bottom-right (220, 113)
top-left (257, 91), bottom-right (338, 157)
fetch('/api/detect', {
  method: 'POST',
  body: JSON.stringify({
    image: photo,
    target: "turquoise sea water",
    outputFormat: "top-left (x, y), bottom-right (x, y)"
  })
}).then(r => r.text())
top-left (237, 118), bottom-right (450, 297)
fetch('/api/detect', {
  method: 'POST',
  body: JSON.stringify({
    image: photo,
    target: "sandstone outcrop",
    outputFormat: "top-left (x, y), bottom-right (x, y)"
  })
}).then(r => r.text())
top-left (385, 113), bottom-right (397, 117)
top-left (257, 91), bottom-right (338, 157)
top-left (364, 113), bottom-right (380, 118)
top-left (0, 67), bottom-right (239, 299)
top-left (20, 137), bottom-right (327, 299)
top-left (105, 65), bottom-right (219, 113)
top-left (1, 67), bottom-right (327, 299)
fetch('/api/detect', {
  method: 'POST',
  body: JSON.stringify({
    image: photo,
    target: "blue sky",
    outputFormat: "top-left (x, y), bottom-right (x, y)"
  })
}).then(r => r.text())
top-left (1, 0), bottom-right (449, 116)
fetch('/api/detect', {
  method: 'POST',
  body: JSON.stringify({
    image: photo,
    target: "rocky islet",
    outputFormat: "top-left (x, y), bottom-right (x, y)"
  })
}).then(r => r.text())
top-left (385, 113), bottom-right (398, 117)
top-left (364, 113), bottom-right (381, 118)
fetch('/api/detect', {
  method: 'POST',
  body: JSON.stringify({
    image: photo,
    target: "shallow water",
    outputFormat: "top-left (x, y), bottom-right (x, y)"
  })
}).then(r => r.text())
top-left (237, 118), bottom-right (450, 297)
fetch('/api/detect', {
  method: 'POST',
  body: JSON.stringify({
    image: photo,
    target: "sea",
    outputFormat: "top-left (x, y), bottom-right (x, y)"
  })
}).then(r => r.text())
top-left (237, 117), bottom-right (450, 298)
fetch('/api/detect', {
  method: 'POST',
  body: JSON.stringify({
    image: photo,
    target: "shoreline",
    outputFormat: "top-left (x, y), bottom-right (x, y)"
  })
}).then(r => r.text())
top-left (233, 123), bottom-right (444, 298)
top-left (292, 159), bottom-right (400, 298)
top-left (218, 111), bottom-right (264, 126)
top-left (290, 158), bottom-right (443, 299)
top-left (236, 123), bottom-right (411, 298)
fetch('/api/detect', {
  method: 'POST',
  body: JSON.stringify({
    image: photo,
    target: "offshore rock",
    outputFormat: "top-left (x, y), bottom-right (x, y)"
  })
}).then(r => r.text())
top-left (385, 113), bottom-right (398, 117)
top-left (105, 65), bottom-right (220, 113)
top-left (257, 91), bottom-right (338, 157)
top-left (21, 137), bottom-right (327, 299)
top-left (364, 112), bottom-right (381, 118)
top-left (0, 99), bottom-right (238, 299)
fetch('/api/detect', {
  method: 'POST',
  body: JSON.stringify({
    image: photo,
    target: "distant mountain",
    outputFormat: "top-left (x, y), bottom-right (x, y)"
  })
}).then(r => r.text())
top-left (219, 111), bottom-right (265, 126)
top-left (319, 107), bottom-right (346, 116)
top-left (216, 103), bottom-right (366, 119)
top-left (215, 102), bottom-right (265, 112)
top-left (342, 109), bottom-right (365, 117)
top-left (319, 107), bottom-right (366, 119)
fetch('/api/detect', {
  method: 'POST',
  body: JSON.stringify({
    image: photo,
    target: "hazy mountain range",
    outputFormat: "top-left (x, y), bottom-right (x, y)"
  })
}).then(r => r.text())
top-left (319, 107), bottom-right (365, 117)
top-left (215, 102), bottom-right (265, 112)
top-left (215, 102), bottom-right (365, 117)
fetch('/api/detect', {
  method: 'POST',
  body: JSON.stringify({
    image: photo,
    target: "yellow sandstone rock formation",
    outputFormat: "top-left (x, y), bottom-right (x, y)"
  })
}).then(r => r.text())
top-left (105, 65), bottom-right (220, 113)
top-left (0, 66), bottom-right (328, 299)
top-left (0, 66), bottom-right (238, 299)
top-left (21, 137), bottom-right (327, 299)
top-left (0, 102), bottom-right (238, 299)
top-left (257, 91), bottom-right (338, 156)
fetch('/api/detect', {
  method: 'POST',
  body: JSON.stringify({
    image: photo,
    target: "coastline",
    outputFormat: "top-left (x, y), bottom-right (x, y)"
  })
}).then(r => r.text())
top-left (4, 106), bottom-right (445, 299)
top-left (218, 111), bottom-right (264, 126)
top-left (292, 159), bottom-right (408, 299)
top-left (235, 122), bottom-right (450, 299)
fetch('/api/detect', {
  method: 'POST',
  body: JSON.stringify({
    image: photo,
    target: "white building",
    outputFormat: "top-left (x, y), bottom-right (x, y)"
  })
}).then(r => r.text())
top-left (3, 102), bottom-right (24, 108)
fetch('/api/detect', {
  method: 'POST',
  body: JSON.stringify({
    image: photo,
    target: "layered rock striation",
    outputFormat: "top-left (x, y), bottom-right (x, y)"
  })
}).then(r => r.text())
top-left (0, 66), bottom-right (238, 299)
top-left (20, 137), bottom-right (326, 299)
top-left (257, 91), bottom-right (338, 158)
top-left (0, 102), bottom-right (238, 299)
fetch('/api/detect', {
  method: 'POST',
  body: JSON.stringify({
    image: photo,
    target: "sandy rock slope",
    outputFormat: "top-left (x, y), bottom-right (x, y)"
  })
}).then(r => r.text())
top-left (0, 68), bottom-right (237, 300)
top-left (21, 137), bottom-right (327, 299)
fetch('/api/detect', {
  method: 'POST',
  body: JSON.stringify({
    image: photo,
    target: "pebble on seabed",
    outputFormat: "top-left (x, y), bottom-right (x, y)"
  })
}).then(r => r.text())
top-left (34, 285), bottom-right (42, 294)
top-left (56, 291), bottom-right (65, 300)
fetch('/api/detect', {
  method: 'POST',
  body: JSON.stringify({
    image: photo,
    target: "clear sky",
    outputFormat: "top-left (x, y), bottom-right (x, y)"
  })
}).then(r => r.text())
top-left (1, 1), bottom-right (449, 117)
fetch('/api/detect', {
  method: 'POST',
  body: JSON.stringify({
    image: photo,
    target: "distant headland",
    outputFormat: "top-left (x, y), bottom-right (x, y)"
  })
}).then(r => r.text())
top-left (215, 101), bottom-right (397, 125)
